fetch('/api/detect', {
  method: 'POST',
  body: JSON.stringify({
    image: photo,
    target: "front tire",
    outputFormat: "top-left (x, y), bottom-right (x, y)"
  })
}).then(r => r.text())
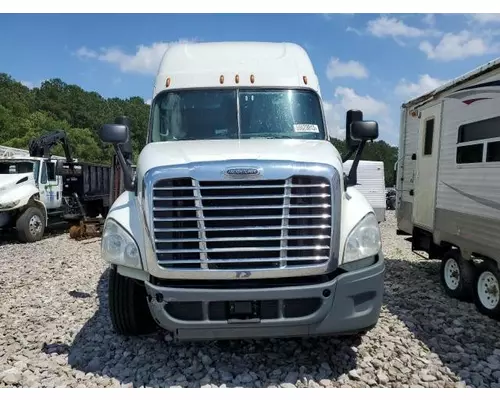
top-left (440, 249), bottom-right (475, 301)
top-left (108, 265), bottom-right (158, 336)
top-left (16, 206), bottom-right (45, 242)
top-left (473, 260), bottom-right (500, 320)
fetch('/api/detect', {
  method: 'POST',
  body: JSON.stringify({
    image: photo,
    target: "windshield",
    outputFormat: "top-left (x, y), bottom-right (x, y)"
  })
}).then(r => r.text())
top-left (0, 160), bottom-right (39, 179)
top-left (150, 88), bottom-right (326, 142)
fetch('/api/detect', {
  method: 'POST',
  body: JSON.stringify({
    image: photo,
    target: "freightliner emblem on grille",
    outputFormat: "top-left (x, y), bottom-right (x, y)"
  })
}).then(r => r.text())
top-left (223, 166), bottom-right (262, 179)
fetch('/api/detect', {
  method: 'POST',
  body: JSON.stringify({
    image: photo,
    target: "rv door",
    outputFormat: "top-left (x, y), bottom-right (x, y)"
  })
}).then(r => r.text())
top-left (412, 102), bottom-right (442, 231)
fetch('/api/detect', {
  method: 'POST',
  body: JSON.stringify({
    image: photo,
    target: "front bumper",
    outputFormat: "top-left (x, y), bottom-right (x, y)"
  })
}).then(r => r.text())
top-left (145, 255), bottom-right (385, 341)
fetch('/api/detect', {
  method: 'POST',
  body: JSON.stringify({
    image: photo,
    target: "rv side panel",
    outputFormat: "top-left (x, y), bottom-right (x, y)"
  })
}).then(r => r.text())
top-left (433, 71), bottom-right (500, 262)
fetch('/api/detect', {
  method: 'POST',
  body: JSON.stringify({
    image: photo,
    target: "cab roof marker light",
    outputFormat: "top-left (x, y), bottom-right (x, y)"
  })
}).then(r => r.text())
top-left (165, 77), bottom-right (171, 88)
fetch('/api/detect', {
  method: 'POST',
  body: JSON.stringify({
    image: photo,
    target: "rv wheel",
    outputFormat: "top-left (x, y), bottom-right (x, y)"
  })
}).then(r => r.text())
top-left (440, 249), bottom-right (475, 301)
top-left (473, 260), bottom-right (500, 321)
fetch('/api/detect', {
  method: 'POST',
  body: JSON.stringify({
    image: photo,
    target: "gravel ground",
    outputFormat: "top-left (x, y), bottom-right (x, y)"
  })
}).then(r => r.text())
top-left (1, 210), bottom-right (500, 388)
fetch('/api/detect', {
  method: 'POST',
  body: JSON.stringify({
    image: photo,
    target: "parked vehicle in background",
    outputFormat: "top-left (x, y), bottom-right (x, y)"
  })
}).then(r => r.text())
top-left (98, 41), bottom-right (385, 341)
top-left (396, 58), bottom-right (500, 320)
top-left (0, 130), bottom-right (111, 242)
top-left (343, 160), bottom-right (386, 222)
top-left (386, 188), bottom-right (396, 210)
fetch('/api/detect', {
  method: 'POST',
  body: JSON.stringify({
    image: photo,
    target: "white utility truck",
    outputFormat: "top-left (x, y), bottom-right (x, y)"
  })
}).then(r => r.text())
top-left (0, 131), bottom-right (111, 242)
top-left (98, 41), bottom-right (385, 341)
top-left (343, 160), bottom-right (386, 223)
top-left (396, 58), bottom-right (500, 320)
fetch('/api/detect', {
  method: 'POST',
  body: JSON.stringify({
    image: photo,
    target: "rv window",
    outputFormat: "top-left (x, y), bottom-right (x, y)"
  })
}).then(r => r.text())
top-left (456, 143), bottom-right (483, 164)
top-left (487, 141), bottom-right (500, 162)
top-left (458, 116), bottom-right (500, 143)
top-left (423, 118), bottom-right (434, 156)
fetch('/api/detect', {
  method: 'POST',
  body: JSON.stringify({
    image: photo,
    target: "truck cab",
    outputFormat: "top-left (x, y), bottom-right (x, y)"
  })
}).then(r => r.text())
top-left (99, 41), bottom-right (385, 341)
top-left (0, 156), bottom-right (62, 240)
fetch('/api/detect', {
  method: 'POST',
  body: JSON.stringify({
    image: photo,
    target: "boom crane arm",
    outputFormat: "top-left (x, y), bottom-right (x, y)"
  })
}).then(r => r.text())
top-left (28, 130), bottom-right (74, 163)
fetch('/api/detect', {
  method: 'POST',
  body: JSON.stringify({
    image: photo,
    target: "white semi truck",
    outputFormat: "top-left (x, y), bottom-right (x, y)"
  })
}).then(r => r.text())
top-left (98, 41), bottom-right (385, 341)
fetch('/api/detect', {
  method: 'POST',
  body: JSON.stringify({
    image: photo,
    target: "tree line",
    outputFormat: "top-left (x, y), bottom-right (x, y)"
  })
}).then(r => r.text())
top-left (0, 73), bottom-right (398, 186)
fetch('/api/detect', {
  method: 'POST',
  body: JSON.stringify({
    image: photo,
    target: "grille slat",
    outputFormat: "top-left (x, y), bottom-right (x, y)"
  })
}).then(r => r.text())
top-left (157, 246), bottom-right (330, 253)
top-left (151, 176), bottom-right (332, 270)
top-left (153, 214), bottom-right (331, 222)
top-left (153, 194), bottom-right (330, 201)
top-left (155, 235), bottom-right (330, 243)
top-left (154, 256), bottom-right (330, 265)
top-left (154, 203), bottom-right (331, 211)
top-left (154, 225), bottom-right (331, 232)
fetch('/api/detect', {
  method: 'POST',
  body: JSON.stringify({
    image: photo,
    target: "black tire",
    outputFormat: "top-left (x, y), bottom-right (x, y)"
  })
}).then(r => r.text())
top-left (16, 206), bottom-right (45, 243)
top-left (108, 265), bottom-right (158, 336)
top-left (473, 260), bottom-right (500, 321)
top-left (440, 249), bottom-right (476, 301)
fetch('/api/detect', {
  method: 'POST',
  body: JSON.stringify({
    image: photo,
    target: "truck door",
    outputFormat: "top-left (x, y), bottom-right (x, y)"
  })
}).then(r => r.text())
top-left (39, 160), bottom-right (62, 210)
top-left (412, 102), bottom-right (442, 231)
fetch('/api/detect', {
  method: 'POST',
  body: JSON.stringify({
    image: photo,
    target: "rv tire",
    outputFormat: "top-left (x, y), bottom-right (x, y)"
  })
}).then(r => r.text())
top-left (473, 260), bottom-right (500, 321)
top-left (440, 249), bottom-right (475, 301)
top-left (108, 265), bottom-right (158, 336)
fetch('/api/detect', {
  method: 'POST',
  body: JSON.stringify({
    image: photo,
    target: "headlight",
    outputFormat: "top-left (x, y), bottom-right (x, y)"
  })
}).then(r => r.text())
top-left (0, 199), bottom-right (20, 209)
top-left (101, 219), bottom-right (142, 269)
top-left (342, 212), bottom-right (381, 266)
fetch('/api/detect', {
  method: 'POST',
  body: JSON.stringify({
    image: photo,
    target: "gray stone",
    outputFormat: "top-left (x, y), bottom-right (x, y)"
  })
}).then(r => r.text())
top-left (220, 370), bottom-right (233, 382)
top-left (319, 379), bottom-right (332, 387)
top-left (1, 368), bottom-right (22, 385)
top-left (284, 371), bottom-right (298, 384)
top-left (348, 369), bottom-right (361, 380)
top-left (377, 372), bottom-right (389, 385)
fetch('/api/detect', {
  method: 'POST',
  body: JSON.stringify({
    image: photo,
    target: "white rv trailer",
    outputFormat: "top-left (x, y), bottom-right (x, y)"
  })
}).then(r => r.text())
top-left (396, 57), bottom-right (500, 320)
top-left (344, 160), bottom-right (386, 222)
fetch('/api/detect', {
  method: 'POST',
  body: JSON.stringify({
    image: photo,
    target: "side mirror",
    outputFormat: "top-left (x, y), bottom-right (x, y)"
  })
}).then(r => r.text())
top-left (100, 117), bottom-right (135, 193)
top-left (345, 109), bottom-right (363, 150)
top-left (351, 120), bottom-right (379, 141)
top-left (343, 111), bottom-right (379, 189)
top-left (99, 123), bottom-right (129, 145)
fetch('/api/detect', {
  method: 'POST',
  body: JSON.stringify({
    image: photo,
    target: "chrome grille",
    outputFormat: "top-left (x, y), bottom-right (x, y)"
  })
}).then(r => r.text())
top-left (152, 176), bottom-right (332, 269)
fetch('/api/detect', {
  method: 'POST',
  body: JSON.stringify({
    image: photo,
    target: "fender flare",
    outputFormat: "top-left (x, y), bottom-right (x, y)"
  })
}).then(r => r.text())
top-left (33, 198), bottom-right (48, 225)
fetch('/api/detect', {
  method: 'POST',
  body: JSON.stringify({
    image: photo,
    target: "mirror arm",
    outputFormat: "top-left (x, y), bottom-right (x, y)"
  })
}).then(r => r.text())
top-left (344, 139), bottom-right (367, 190)
top-left (113, 143), bottom-right (135, 192)
top-left (341, 147), bottom-right (356, 163)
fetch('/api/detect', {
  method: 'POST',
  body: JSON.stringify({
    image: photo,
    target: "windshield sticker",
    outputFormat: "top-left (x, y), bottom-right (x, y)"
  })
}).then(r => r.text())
top-left (293, 124), bottom-right (319, 133)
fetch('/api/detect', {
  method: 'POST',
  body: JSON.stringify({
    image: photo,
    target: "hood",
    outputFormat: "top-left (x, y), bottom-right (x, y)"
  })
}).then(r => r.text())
top-left (0, 173), bottom-right (34, 190)
top-left (137, 139), bottom-right (343, 174)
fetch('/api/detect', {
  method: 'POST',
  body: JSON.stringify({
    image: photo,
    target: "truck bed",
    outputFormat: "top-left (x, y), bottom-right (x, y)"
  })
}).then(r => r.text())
top-left (57, 161), bottom-right (111, 202)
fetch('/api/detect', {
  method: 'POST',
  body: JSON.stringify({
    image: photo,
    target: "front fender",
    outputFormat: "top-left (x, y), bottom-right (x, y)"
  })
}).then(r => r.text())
top-left (0, 184), bottom-right (40, 211)
top-left (105, 191), bottom-right (148, 271)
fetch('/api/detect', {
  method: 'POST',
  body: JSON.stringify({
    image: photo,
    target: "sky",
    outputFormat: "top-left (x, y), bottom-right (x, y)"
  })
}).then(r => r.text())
top-left (1, 13), bottom-right (500, 145)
